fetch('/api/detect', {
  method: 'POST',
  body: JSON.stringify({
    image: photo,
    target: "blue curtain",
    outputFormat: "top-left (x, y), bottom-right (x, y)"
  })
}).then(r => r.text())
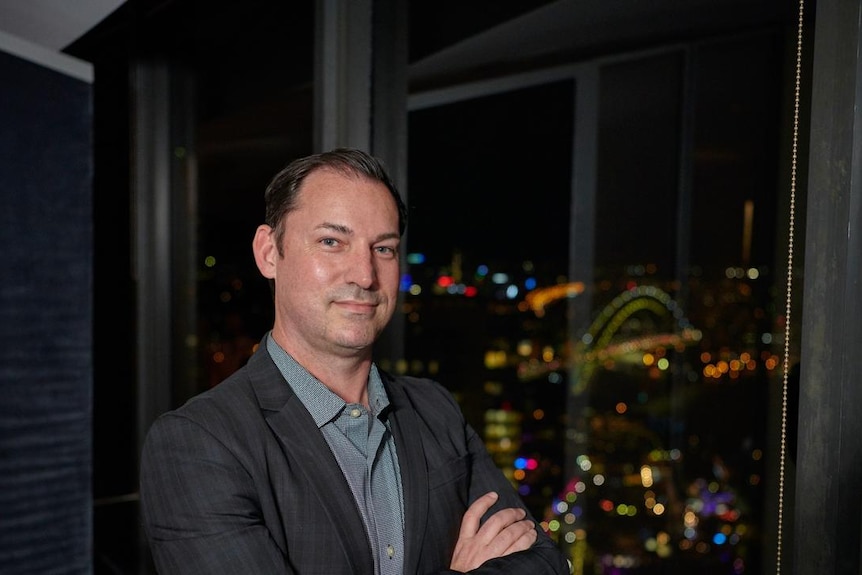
top-left (0, 48), bottom-right (93, 574)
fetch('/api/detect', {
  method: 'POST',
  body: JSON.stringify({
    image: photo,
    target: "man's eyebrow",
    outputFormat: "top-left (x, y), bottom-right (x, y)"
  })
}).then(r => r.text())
top-left (317, 222), bottom-right (352, 235)
top-left (317, 222), bottom-right (399, 243)
top-left (375, 232), bottom-right (400, 243)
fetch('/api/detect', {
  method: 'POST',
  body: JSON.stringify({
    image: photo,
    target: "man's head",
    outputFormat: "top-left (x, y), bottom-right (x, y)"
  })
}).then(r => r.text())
top-left (252, 148), bottom-right (406, 362)
top-left (263, 148), bottom-right (407, 256)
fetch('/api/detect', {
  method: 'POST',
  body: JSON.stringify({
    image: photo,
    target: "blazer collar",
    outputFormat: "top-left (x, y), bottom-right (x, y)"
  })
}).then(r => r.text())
top-left (382, 372), bottom-right (431, 575)
top-left (247, 342), bottom-right (375, 573)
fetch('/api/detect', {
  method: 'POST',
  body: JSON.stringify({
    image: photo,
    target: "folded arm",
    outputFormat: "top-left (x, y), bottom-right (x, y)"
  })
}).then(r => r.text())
top-left (139, 414), bottom-right (291, 575)
top-left (445, 428), bottom-right (571, 574)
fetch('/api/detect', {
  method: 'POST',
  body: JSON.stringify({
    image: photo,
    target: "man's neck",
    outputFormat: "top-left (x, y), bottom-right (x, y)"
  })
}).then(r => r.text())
top-left (270, 330), bottom-right (372, 406)
top-left (306, 360), bottom-right (371, 406)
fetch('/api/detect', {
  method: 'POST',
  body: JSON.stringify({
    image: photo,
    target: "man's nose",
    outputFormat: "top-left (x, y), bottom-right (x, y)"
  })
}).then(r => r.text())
top-left (345, 248), bottom-right (376, 289)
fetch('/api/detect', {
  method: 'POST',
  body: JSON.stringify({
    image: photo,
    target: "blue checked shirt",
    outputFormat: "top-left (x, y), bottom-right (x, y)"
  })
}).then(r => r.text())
top-left (267, 334), bottom-right (405, 574)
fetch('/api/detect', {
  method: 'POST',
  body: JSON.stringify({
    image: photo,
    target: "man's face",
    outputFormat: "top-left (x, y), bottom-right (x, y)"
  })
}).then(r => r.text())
top-left (262, 169), bottom-right (401, 360)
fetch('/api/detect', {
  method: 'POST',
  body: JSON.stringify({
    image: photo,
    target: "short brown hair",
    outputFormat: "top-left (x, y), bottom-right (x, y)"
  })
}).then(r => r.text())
top-left (263, 148), bottom-right (407, 254)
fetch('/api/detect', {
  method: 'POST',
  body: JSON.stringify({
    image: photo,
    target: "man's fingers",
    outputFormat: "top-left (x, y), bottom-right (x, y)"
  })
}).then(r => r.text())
top-left (458, 491), bottom-right (499, 538)
top-left (499, 520), bottom-right (538, 555)
top-left (481, 515), bottom-right (533, 553)
top-left (451, 499), bottom-right (539, 572)
top-left (478, 506), bottom-right (526, 538)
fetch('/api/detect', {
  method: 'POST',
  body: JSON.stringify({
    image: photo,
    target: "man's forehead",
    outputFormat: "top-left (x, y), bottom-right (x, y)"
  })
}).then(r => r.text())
top-left (297, 171), bottom-right (394, 208)
top-left (288, 175), bottom-right (398, 230)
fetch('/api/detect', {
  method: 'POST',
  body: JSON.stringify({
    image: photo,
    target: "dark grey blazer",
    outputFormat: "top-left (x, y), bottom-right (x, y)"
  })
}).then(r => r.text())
top-left (140, 343), bottom-right (569, 574)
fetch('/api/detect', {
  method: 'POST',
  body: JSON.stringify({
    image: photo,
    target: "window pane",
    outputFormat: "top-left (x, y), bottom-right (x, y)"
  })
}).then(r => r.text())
top-left (406, 80), bottom-right (574, 515)
top-left (407, 32), bottom-right (785, 575)
top-left (561, 39), bottom-right (782, 574)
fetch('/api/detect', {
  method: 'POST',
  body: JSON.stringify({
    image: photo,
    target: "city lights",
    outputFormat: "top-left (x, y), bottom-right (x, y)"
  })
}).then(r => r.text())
top-left (395, 254), bottom-right (770, 574)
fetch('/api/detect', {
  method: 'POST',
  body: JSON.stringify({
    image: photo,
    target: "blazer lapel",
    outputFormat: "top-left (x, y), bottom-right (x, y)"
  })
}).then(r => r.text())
top-left (249, 346), bottom-right (374, 573)
top-left (384, 376), bottom-right (430, 575)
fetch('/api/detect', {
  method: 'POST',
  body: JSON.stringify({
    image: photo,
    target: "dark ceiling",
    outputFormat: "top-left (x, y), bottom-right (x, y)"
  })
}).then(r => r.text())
top-left (66, 0), bottom-right (798, 93)
top-left (407, 0), bottom-right (797, 90)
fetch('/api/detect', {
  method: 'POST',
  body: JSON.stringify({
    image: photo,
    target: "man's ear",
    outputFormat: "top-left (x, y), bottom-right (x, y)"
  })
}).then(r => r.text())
top-left (252, 224), bottom-right (278, 279)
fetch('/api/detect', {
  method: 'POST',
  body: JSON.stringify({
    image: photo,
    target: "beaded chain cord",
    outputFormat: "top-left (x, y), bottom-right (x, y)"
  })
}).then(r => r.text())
top-left (776, 1), bottom-right (805, 573)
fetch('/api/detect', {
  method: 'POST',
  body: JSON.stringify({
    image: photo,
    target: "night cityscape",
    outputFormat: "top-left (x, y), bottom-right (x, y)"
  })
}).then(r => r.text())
top-left (399, 256), bottom-right (774, 575)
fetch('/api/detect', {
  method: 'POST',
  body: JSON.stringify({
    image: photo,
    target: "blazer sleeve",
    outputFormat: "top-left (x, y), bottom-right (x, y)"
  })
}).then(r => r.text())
top-left (399, 377), bottom-right (571, 575)
top-left (139, 412), bottom-right (292, 575)
top-left (456, 420), bottom-right (571, 575)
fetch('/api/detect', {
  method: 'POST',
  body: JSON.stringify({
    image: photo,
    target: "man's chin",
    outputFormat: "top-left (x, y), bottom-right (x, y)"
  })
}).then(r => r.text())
top-left (331, 332), bottom-right (379, 353)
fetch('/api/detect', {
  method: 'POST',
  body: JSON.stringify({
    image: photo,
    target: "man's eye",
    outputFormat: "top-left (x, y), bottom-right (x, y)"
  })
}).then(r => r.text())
top-left (321, 238), bottom-right (339, 247)
top-left (376, 246), bottom-right (397, 256)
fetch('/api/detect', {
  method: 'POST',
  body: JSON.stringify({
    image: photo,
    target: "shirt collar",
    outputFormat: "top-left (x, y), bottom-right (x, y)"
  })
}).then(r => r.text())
top-left (265, 332), bottom-right (390, 428)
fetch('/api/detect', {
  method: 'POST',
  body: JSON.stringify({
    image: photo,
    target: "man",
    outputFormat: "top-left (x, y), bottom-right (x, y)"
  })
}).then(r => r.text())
top-left (140, 148), bottom-right (570, 574)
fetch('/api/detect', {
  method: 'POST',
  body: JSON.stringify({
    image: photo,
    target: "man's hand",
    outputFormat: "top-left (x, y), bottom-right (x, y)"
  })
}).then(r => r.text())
top-left (449, 491), bottom-right (538, 572)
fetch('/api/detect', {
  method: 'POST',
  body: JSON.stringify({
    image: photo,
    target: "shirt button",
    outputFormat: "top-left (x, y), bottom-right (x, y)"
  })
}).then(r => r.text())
top-left (386, 545), bottom-right (395, 558)
top-left (349, 408), bottom-right (362, 418)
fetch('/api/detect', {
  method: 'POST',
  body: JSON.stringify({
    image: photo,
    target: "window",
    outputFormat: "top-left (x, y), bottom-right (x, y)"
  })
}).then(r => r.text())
top-left (406, 32), bottom-right (785, 574)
